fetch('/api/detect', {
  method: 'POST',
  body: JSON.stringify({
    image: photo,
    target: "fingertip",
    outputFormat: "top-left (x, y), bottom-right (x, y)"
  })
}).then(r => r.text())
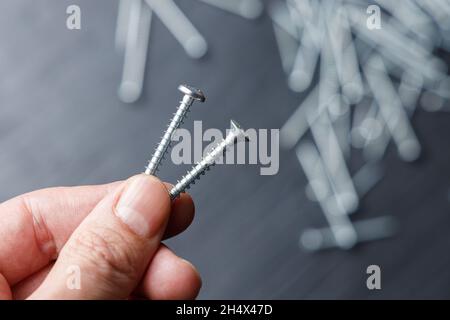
top-left (140, 245), bottom-right (202, 300)
top-left (115, 174), bottom-right (172, 238)
top-left (135, 174), bottom-right (171, 207)
top-left (164, 192), bottom-right (195, 239)
top-left (163, 182), bottom-right (195, 212)
top-left (178, 258), bottom-right (202, 299)
top-left (174, 192), bottom-right (195, 214)
top-left (0, 273), bottom-right (12, 300)
top-left (175, 192), bottom-right (195, 225)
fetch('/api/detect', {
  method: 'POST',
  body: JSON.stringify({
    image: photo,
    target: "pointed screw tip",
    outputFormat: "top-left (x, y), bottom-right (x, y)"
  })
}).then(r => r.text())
top-left (230, 120), bottom-right (250, 142)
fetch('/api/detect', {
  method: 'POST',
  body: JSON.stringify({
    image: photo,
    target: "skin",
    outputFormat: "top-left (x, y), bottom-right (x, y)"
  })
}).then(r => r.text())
top-left (0, 174), bottom-right (201, 300)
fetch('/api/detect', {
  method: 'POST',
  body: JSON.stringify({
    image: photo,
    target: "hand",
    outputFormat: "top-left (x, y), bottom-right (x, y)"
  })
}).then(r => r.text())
top-left (0, 174), bottom-right (201, 299)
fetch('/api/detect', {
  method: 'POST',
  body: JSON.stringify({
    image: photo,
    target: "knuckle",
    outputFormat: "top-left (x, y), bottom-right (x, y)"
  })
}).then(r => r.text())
top-left (67, 227), bottom-right (140, 284)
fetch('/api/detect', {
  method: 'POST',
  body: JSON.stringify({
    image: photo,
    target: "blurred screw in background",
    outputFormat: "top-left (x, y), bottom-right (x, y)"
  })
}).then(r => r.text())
top-left (0, 0), bottom-right (449, 298)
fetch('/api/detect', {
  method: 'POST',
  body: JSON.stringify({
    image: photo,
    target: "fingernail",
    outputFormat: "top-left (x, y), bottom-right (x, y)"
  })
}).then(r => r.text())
top-left (115, 175), bottom-right (170, 238)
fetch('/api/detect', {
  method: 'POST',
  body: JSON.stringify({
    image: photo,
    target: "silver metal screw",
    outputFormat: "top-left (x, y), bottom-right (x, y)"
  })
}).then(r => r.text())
top-left (169, 120), bottom-right (248, 200)
top-left (145, 84), bottom-right (205, 175)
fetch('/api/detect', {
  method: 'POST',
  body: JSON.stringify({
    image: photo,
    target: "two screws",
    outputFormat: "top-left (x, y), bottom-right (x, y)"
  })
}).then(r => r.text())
top-left (144, 84), bottom-right (248, 199)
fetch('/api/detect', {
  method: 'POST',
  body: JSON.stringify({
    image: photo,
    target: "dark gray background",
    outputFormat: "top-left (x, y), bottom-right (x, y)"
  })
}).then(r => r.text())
top-left (0, 0), bottom-right (449, 299)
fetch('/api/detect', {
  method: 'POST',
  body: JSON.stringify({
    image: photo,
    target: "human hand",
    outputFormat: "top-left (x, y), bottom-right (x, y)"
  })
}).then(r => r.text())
top-left (0, 174), bottom-right (201, 299)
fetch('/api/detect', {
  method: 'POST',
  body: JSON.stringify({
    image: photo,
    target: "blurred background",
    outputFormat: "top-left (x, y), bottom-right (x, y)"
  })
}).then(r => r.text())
top-left (0, 0), bottom-right (449, 299)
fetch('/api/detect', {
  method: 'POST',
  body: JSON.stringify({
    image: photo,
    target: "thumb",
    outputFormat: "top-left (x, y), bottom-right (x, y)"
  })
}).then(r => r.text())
top-left (29, 174), bottom-right (171, 299)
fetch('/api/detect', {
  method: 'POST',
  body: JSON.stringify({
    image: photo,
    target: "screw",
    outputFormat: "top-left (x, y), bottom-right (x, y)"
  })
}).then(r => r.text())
top-left (145, 84), bottom-right (205, 175)
top-left (169, 120), bottom-right (248, 200)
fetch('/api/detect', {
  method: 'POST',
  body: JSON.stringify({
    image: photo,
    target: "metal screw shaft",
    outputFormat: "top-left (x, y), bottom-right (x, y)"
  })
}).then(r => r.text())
top-left (145, 84), bottom-right (205, 175)
top-left (169, 120), bottom-right (248, 200)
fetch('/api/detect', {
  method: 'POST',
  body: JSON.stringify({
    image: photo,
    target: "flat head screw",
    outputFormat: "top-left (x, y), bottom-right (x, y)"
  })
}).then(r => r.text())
top-left (169, 120), bottom-right (249, 200)
top-left (145, 84), bottom-right (205, 176)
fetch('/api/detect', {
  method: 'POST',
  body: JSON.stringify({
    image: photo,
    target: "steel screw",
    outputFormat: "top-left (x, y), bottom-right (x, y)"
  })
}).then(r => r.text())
top-left (145, 84), bottom-right (205, 175)
top-left (169, 120), bottom-right (248, 200)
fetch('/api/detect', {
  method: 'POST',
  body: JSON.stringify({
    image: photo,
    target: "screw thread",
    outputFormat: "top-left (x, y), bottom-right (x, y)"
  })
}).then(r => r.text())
top-left (145, 95), bottom-right (194, 175)
top-left (169, 133), bottom-right (236, 200)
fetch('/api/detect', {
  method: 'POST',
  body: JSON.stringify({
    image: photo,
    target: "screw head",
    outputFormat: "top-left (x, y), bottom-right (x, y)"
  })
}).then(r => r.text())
top-left (178, 84), bottom-right (206, 102)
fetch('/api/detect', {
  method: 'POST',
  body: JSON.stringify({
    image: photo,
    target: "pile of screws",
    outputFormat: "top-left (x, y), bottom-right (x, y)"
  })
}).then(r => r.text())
top-left (270, 0), bottom-right (450, 251)
top-left (144, 84), bottom-right (248, 200)
top-left (115, 0), bottom-right (264, 103)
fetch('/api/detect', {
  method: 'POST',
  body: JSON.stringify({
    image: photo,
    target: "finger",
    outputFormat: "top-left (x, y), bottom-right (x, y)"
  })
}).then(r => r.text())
top-left (0, 181), bottom-right (122, 285)
top-left (0, 273), bottom-right (12, 300)
top-left (15, 246), bottom-right (202, 300)
top-left (10, 191), bottom-right (194, 298)
top-left (0, 180), bottom-right (194, 286)
top-left (137, 244), bottom-right (201, 300)
top-left (163, 184), bottom-right (195, 239)
top-left (29, 174), bottom-right (171, 299)
top-left (12, 264), bottom-right (53, 300)
top-left (13, 244), bottom-right (201, 300)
